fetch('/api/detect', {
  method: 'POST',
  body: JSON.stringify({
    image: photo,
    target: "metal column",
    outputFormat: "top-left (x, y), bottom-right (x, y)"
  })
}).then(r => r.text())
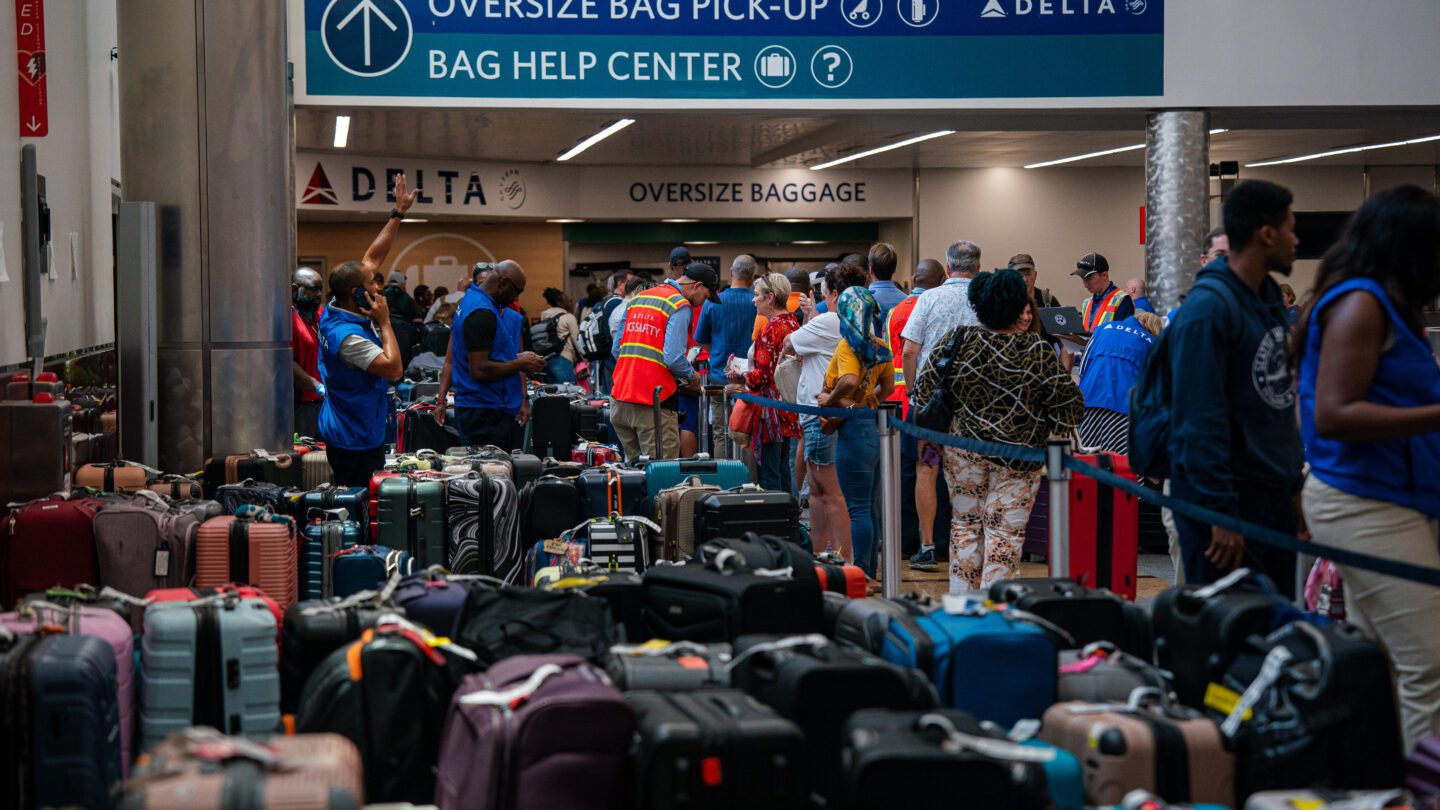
top-left (116, 202), bottom-right (159, 468)
top-left (117, 0), bottom-right (294, 473)
top-left (878, 403), bottom-right (903, 598)
top-left (1144, 112), bottom-right (1211, 315)
top-left (1046, 438), bottom-right (1072, 581)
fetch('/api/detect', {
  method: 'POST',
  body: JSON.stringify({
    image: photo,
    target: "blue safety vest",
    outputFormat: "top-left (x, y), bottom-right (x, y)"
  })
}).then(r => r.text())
top-left (1078, 316), bottom-right (1155, 414)
top-left (317, 305), bottom-right (389, 450)
top-left (451, 284), bottom-right (524, 414)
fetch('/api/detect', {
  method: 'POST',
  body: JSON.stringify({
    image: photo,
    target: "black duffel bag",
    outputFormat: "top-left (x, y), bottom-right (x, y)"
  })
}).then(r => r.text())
top-left (453, 585), bottom-right (617, 668)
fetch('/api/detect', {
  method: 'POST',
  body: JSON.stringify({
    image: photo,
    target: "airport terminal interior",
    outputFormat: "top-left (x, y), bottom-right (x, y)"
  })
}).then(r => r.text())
top-left (0, 0), bottom-right (1438, 808)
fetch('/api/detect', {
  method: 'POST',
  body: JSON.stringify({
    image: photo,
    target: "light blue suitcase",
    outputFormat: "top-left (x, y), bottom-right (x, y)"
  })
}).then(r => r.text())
top-left (644, 456), bottom-right (748, 500)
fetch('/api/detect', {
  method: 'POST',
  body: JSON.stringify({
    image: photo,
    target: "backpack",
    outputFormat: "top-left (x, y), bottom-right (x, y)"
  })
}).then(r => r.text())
top-left (1128, 275), bottom-right (1240, 479)
top-left (578, 297), bottom-right (617, 360)
top-left (529, 314), bottom-right (565, 357)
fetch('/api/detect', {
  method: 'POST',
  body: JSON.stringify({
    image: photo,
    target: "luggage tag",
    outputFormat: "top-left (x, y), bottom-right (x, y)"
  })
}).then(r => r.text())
top-left (154, 541), bottom-right (171, 578)
top-left (1218, 644), bottom-right (1293, 738)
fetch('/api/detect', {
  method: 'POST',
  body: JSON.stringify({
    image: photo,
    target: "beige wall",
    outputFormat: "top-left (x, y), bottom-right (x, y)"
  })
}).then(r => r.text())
top-left (564, 241), bottom-right (873, 297)
top-left (297, 221), bottom-right (564, 316)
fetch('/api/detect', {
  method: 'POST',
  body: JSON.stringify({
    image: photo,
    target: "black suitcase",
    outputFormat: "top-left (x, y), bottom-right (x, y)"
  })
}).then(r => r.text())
top-left (829, 593), bottom-right (937, 654)
top-left (843, 709), bottom-right (1054, 809)
top-left (0, 633), bottom-right (122, 810)
top-left (578, 466), bottom-right (650, 519)
top-left (1152, 569), bottom-right (1282, 707)
top-left (280, 599), bottom-right (387, 714)
top-left (530, 395), bottom-right (575, 459)
top-left (626, 689), bottom-right (807, 810)
top-left (604, 641), bottom-right (733, 691)
top-left (520, 475), bottom-right (581, 545)
top-left (510, 451), bottom-right (543, 490)
top-left (546, 570), bottom-right (647, 643)
top-left (572, 399), bottom-right (603, 442)
top-left (642, 555), bottom-right (823, 642)
top-left (400, 406), bottom-right (459, 453)
top-left (729, 635), bottom-right (938, 806)
top-left (1217, 620), bottom-right (1404, 799)
top-left (694, 488), bottom-right (800, 544)
top-left (203, 453), bottom-right (303, 497)
top-left (695, 533), bottom-right (817, 578)
top-left (989, 578), bottom-right (1152, 658)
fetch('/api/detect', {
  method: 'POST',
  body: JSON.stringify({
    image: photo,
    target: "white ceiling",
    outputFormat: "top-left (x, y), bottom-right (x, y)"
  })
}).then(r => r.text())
top-left (296, 106), bottom-right (1440, 169)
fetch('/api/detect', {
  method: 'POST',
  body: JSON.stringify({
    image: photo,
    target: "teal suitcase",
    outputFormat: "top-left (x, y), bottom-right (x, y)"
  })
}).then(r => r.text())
top-left (644, 456), bottom-right (748, 500)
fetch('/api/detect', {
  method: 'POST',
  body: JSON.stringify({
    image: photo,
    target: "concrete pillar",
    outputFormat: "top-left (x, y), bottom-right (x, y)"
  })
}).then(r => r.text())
top-left (117, 1), bottom-right (293, 472)
top-left (1144, 112), bottom-right (1211, 315)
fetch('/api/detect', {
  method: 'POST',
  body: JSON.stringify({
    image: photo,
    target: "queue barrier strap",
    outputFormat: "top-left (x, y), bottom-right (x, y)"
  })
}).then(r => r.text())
top-left (728, 390), bottom-right (1440, 590)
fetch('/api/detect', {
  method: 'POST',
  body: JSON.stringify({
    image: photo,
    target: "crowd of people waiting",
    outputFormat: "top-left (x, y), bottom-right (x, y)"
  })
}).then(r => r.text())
top-left (293, 174), bottom-right (1440, 754)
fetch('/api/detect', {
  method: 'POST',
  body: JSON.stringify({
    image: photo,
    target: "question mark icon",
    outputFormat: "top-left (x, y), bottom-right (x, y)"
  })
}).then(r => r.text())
top-left (823, 52), bottom-right (841, 81)
top-left (812, 46), bottom-right (850, 88)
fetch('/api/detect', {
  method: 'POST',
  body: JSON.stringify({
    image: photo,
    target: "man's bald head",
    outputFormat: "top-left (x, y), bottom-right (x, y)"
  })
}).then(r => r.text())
top-left (482, 260), bottom-right (528, 307)
top-left (293, 267), bottom-right (322, 288)
top-left (292, 267), bottom-right (324, 313)
top-left (784, 265), bottom-right (811, 295)
top-left (329, 261), bottom-right (373, 311)
top-left (913, 259), bottom-right (945, 291)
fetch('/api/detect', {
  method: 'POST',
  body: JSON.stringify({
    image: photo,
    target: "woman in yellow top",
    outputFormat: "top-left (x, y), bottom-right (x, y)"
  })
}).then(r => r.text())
top-left (816, 286), bottom-right (894, 577)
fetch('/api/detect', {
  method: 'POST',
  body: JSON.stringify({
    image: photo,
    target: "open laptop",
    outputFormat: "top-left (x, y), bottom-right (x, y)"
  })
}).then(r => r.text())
top-left (1038, 306), bottom-right (1089, 337)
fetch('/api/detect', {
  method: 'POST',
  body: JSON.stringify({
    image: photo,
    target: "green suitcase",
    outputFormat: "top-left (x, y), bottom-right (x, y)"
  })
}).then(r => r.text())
top-left (377, 477), bottom-right (448, 568)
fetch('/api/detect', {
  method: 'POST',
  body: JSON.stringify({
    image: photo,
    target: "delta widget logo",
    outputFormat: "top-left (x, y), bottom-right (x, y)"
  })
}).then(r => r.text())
top-left (499, 169), bottom-right (527, 210)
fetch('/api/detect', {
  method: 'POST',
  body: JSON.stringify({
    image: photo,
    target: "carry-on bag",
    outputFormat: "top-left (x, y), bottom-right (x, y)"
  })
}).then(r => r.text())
top-left (446, 472), bottom-right (522, 582)
top-left (645, 455), bottom-right (749, 500)
top-left (434, 654), bottom-right (634, 810)
top-left (300, 509), bottom-right (361, 600)
top-left (990, 577), bottom-right (1152, 657)
top-left (376, 476), bottom-right (447, 568)
top-left (0, 493), bottom-right (101, 605)
top-left (143, 584), bottom-right (285, 651)
top-left (562, 515), bottom-right (657, 575)
top-left (215, 478), bottom-right (294, 514)
top-left (843, 709), bottom-right (1069, 810)
top-left (0, 630), bottom-right (122, 810)
top-left (544, 571), bottom-right (647, 643)
top-left (330, 545), bottom-right (414, 598)
top-left (297, 437), bottom-right (334, 489)
top-left (76, 459), bottom-right (149, 493)
top-left (509, 451), bottom-right (543, 490)
top-left (294, 484), bottom-right (368, 522)
top-left (626, 689), bottom-right (807, 810)
top-left (122, 727), bottom-right (364, 810)
top-left (519, 474), bottom-right (582, 545)
top-left (202, 450), bottom-right (301, 497)
top-left (814, 560), bottom-right (868, 599)
top-left (0, 387), bottom-right (72, 504)
top-left (1058, 642), bottom-right (1171, 703)
top-left (146, 475), bottom-right (204, 500)
top-left (642, 550), bottom-right (823, 643)
top-left (398, 402), bottom-right (459, 453)
top-left (1213, 620), bottom-right (1404, 799)
top-left (603, 640), bottom-right (733, 691)
top-left (577, 464), bottom-right (649, 519)
top-left (367, 471), bottom-right (401, 540)
top-left (693, 487), bottom-right (800, 544)
top-left (139, 593), bottom-right (281, 751)
top-left (828, 593), bottom-right (936, 655)
top-left (571, 398), bottom-right (604, 442)
top-left (194, 512), bottom-right (299, 609)
top-left (529, 395), bottom-right (575, 459)
top-left (654, 477), bottom-right (722, 562)
top-left (1039, 687), bottom-right (1234, 807)
top-left (295, 615), bottom-right (478, 804)
top-left (452, 586), bottom-right (618, 668)
top-left (390, 569), bottom-right (496, 636)
top-left (1066, 452), bottom-right (1140, 600)
top-left (881, 598), bottom-right (1064, 727)
top-left (280, 596), bottom-right (388, 714)
top-left (92, 493), bottom-right (199, 612)
top-left (729, 634), bottom-right (938, 806)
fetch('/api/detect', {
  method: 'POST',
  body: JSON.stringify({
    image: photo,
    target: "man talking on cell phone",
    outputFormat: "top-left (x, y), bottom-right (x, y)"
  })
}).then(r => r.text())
top-left (316, 174), bottom-right (418, 486)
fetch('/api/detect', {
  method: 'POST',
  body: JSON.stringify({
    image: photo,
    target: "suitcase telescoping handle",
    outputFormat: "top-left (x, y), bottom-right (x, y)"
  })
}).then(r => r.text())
top-left (725, 633), bottom-right (829, 673)
top-left (916, 714), bottom-right (1056, 762)
top-left (652, 385), bottom-right (664, 458)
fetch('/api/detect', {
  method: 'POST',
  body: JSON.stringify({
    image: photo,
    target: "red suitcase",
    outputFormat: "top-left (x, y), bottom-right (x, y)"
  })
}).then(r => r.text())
top-left (0, 494), bottom-right (101, 605)
top-left (815, 562), bottom-right (868, 599)
top-left (1067, 452), bottom-right (1139, 600)
top-left (194, 516), bottom-right (299, 609)
top-left (572, 442), bottom-right (620, 466)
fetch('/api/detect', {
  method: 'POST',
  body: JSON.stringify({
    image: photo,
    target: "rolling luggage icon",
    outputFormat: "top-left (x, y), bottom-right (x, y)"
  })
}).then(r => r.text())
top-left (849, 0), bottom-right (869, 20)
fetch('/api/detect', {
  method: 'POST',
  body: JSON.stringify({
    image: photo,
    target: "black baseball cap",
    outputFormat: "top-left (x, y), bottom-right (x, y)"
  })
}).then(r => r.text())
top-left (669, 246), bottom-right (692, 266)
top-left (681, 262), bottom-right (719, 292)
top-left (1072, 252), bottom-right (1110, 278)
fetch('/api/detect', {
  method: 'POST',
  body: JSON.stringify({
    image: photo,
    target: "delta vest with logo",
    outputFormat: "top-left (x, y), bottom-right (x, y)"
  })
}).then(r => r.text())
top-left (885, 292), bottom-right (922, 416)
top-left (451, 285), bottom-right (524, 414)
top-left (1081, 285), bottom-right (1129, 331)
top-left (317, 306), bottom-right (388, 450)
top-left (612, 285), bottom-right (690, 406)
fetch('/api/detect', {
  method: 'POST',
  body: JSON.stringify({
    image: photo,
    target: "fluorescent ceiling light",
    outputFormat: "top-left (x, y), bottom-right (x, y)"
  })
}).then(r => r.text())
top-left (1245, 134), bottom-right (1440, 167)
top-left (685, 241), bottom-right (718, 245)
top-left (556, 118), bottom-right (635, 162)
top-left (663, 218), bottom-right (698, 223)
top-left (777, 218), bottom-right (814, 223)
top-left (793, 240), bottom-right (828, 245)
top-left (810, 130), bottom-right (955, 170)
top-left (546, 218), bottom-right (585, 223)
top-left (1025, 128), bottom-right (1230, 169)
top-left (333, 115), bottom-right (350, 149)
top-left (400, 218), bottom-right (427, 223)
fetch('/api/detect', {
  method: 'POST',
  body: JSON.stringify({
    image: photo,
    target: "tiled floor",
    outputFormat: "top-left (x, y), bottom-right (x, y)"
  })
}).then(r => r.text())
top-left (885, 554), bottom-right (1175, 603)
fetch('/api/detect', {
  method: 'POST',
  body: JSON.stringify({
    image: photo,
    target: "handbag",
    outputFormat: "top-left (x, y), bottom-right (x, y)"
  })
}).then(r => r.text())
top-left (775, 356), bottom-right (801, 403)
top-left (914, 327), bottom-right (969, 433)
top-left (819, 363), bottom-right (880, 435)
top-left (729, 397), bottom-right (756, 434)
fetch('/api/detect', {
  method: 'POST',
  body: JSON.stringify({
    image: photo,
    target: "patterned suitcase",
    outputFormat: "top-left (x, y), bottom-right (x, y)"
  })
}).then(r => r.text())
top-left (0, 494), bottom-right (101, 606)
top-left (446, 473), bottom-right (522, 582)
top-left (140, 594), bottom-right (281, 751)
top-left (195, 515), bottom-right (299, 609)
top-left (377, 477), bottom-right (448, 568)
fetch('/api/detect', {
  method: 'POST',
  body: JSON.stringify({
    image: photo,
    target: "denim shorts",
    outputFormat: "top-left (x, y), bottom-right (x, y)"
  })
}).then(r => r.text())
top-left (801, 415), bottom-right (836, 466)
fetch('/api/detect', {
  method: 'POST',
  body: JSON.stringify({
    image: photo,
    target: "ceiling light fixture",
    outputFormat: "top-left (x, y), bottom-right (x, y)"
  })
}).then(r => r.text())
top-left (1025, 128), bottom-right (1230, 169)
top-left (546, 218), bottom-right (586, 223)
top-left (400, 218), bottom-right (427, 223)
top-left (333, 115), bottom-right (350, 149)
top-left (556, 118), bottom-right (636, 162)
top-left (793, 240), bottom-right (828, 245)
top-left (777, 218), bottom-right (814, 223)
top-left (810, 130), bottom-right (955, 170)
top-left (685, 241), bottom-right (719, 245)
top-left (663, 218), bottom-right (699, 223)
top-left (1245, 133), bottom-right (1440, 167)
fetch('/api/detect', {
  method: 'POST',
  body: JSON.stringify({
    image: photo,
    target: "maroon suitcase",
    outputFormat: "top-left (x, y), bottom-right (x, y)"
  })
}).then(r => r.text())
top-left (0, 494), bottom-right (101, 605)
top-left (1406, 734), bottom-right (1440, 803)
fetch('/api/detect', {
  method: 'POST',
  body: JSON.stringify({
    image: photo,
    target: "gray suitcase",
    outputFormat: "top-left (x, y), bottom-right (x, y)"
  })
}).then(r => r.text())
top-left (1058, 643), bottom-right (1171, 703)
top-left (93, 497), bottom-right (200, 624)
top-left (377, 477), bottom-right (448, 568)
top-left (603, 641), bottom-right (733, 691)
top-left (140, 595), bottom-right (280, 750)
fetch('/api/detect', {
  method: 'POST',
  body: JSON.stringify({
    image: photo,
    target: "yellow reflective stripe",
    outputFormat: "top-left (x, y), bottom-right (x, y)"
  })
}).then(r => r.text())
top-left (627, 302), bottom-right (677, 319)
top-left (618, 343), bottom-right (666, 362)
top-left (619, 354), bottom-right (671, 372)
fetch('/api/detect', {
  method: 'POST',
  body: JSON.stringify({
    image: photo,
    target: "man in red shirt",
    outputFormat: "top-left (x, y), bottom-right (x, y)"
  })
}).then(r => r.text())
top-left (291, 266), bottom-right (326, 438)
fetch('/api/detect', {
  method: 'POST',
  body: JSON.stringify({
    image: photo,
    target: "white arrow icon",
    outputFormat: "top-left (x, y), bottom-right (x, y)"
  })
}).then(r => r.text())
top-left (25, 116), bottom-right (40, 133)
top-left (336, 0), bottom-right (397, 68)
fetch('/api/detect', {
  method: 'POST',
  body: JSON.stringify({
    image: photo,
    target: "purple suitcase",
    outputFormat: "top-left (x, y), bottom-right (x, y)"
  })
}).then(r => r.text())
top-left (1024, 482), bottom-right (1049, 560)
top-left (1407, 734), bottom-right (1440, 802)
top-left (391, 571), bottom-right (498, 637)
top-left (2, 602), bottom-right (136, 774)
top-left (435, 653), bottom-right (634, 810)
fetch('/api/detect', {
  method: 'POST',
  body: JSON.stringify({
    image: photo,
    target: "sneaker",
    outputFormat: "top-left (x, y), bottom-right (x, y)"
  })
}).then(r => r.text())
top-left (909, 547), bottom-right (938, 572)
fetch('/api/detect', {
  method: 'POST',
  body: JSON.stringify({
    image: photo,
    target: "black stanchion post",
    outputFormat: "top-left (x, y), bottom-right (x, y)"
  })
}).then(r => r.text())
top-left (878, 402), bottom-right (902, 599)
top-left (720, 388), bottom-right (734, 460)
top-left (1047, 437), bottom-right (1072, 580)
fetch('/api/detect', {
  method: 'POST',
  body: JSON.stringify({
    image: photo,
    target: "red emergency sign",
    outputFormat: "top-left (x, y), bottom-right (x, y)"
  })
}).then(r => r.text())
top-left (16, 0), bottom-right (46, 138)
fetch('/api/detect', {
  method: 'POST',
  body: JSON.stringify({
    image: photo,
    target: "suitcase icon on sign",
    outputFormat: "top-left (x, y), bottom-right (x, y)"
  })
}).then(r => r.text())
top-left (760, 52), bottom-right (791, 78)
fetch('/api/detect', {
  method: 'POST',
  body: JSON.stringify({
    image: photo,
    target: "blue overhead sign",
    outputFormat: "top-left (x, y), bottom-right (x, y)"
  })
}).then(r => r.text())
top-left (297, 0), bottom-right (1162, 104)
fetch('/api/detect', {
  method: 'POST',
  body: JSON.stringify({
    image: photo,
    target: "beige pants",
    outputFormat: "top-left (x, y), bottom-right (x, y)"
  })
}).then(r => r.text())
top-left (611, 399), bottom-right (680, 460)
top-left (1161, 480), bottom-right (1186, 586)
top-left (1304, 475), bottom-right (1440, 753)
top-left (943, 449), bottom-right (1042, 594)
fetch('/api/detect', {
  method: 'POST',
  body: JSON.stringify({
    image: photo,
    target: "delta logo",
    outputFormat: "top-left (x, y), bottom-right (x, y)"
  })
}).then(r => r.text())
top-left (302, 163), bottom-right (338, 205)
top-left (981, 0), bottom-right (1144, 17)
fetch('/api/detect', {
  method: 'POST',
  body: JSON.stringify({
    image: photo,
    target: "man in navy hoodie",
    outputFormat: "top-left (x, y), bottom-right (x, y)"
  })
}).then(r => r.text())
top-left (1165, 179), bottom-right (1304, 594)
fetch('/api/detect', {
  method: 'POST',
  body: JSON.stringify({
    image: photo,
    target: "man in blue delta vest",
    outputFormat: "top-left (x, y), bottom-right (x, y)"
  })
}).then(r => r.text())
top-left (436, 260), bottom-right (546, 448)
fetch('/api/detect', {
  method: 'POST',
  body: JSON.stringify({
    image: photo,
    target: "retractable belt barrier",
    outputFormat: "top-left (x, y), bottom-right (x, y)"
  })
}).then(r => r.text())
top-left (730, 391), bottom-right (1440, 591)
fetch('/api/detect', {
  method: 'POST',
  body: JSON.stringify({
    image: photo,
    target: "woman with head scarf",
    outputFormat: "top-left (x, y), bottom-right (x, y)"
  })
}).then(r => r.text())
top-left (910, 269), bottom-right (1083, 594)
top-left (728, 272), bottom-right (803, 494)
top-left (817, 286), bottom-right (896, 577)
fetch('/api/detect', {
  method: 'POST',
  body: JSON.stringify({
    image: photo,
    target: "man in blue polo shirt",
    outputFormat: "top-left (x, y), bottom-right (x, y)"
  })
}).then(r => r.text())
top-left (437, 259), bottom-right (546, 448)
top-left (695, 254), bottom-right (758, 451)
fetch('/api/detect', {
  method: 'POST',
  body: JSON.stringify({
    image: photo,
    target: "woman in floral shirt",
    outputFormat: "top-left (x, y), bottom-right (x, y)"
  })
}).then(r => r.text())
top-left (912, 269), bottom-right (1084, 593)
top-left (728, 272), bottom-right (801, 494)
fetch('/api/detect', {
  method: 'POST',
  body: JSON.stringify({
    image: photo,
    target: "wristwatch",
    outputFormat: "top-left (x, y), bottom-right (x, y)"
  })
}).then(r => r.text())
top-left (389, 208), bottom-right (403, 220)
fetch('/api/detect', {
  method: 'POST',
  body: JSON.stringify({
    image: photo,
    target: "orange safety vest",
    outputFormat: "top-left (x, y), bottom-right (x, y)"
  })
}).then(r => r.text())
top-left (612, 285), bottom-right (691, 406)
top-left (1082, 286), bottom-right (1128, 332)
top-left (885, 293), bottom-right (922, 417)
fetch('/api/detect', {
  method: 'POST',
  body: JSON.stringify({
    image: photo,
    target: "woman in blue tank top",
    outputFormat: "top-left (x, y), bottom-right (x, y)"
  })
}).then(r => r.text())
top-left (1296, 184), bottom-right (1440, 753)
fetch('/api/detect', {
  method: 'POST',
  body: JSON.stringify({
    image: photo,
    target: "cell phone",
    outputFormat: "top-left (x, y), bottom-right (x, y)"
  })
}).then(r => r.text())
top-left (352, 288), bottom-right (370, 310)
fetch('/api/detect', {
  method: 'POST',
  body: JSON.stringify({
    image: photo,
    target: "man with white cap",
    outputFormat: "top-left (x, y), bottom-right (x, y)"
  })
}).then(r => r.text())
top-left (1073, 252), bottom-right (1135, 332)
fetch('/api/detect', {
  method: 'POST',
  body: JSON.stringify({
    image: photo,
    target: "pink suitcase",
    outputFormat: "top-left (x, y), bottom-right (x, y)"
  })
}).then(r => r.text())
top-left (3, 602), bottom-right (137, 774)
